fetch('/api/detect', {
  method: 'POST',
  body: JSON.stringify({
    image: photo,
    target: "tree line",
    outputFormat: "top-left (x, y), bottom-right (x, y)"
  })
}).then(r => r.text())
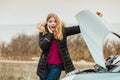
top-left (0, 33), bottom-right (120, 61)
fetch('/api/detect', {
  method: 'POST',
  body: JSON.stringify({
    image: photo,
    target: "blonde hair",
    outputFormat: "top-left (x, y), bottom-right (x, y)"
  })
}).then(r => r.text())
top-left (38, 13), bottom-right (66, 40)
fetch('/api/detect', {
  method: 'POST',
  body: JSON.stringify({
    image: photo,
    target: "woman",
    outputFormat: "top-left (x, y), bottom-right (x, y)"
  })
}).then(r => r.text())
top-left (36, 13), bottom-right (80, 80)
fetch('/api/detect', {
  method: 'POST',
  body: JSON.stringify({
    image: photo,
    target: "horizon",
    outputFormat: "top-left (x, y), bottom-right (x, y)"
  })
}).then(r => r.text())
top-left (0, 23), bottom-right (120, 43)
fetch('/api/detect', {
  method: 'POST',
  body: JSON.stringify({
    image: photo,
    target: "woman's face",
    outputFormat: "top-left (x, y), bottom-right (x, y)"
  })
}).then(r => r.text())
top-left (47, 17), bottom-right (57, 32)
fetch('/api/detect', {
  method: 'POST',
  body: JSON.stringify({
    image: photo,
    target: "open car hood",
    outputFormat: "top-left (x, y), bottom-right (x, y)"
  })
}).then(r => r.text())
top-left (61, 10), bottom-right (120, 80)
top-left (75, 10), bottom-right (111, 69)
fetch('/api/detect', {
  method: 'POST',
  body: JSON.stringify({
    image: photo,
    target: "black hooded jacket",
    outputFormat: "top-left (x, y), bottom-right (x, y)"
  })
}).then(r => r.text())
top-left (37, 25), bottom-right (80, 77)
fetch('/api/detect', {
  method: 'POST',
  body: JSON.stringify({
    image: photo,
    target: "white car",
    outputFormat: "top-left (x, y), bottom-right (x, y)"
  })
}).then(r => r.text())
top-left (61, 10), bottom-right (120, 80)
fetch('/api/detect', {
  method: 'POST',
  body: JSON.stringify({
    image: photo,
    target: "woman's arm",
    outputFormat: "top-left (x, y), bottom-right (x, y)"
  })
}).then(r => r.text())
top-left (65, 25), bottom-right (81, 36)
top-left (39, 32), bottom-right (54, 51)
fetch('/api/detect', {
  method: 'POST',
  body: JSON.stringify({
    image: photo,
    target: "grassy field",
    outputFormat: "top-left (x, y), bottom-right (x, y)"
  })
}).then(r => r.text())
top-left (0, 60), bottom-right (39, 80)
top-left (0, 60), bottom-right (94, 80)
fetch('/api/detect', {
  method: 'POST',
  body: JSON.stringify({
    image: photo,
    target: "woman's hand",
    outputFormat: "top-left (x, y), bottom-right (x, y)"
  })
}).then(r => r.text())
top-left (96, 11), bottom-right (103, 17)
top-left (47, 26), bottom-right (54, 33)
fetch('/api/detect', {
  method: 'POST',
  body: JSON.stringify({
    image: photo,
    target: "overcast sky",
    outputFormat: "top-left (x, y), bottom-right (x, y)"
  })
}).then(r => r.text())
top-left (0, 0), bottom-right (120, 24)
top-left (0, 0), bottom-right (120, 42)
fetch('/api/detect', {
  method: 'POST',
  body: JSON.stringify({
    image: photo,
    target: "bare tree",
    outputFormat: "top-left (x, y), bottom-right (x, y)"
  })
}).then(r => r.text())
top-left (0, 32), bottom-right (119, 61)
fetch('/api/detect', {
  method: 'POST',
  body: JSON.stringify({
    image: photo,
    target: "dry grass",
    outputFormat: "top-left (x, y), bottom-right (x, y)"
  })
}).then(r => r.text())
top-left (0, 60), bottom-right (94, 80)
top-left (0, 60), bottom-right (39, 80)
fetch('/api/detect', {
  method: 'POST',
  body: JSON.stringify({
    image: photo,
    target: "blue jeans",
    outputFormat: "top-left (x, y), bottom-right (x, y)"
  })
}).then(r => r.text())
top-left (40, 64), bottom-right (62, 80)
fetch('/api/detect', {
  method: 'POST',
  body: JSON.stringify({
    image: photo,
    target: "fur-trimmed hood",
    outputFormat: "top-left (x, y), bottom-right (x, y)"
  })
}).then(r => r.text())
top-left (37, 22), bottom-right (46, 33)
